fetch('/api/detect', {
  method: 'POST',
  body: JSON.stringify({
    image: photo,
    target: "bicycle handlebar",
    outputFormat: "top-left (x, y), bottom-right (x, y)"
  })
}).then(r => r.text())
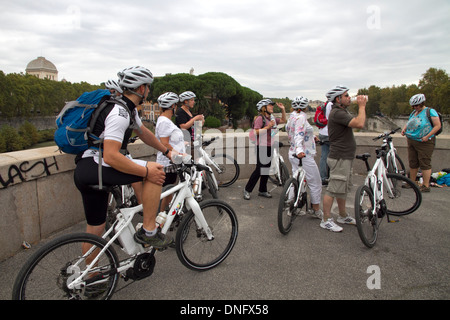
top-left (373, 128), bottom-right (401, 141)
top-left (164, 154), bottom-right (212, 175)
top-left (202, 136), bottom-right (220, 147)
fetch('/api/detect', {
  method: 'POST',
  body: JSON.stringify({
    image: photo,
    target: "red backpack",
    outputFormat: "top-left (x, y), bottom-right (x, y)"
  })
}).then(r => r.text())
top-left (314, 103), bottom-right (328, 128)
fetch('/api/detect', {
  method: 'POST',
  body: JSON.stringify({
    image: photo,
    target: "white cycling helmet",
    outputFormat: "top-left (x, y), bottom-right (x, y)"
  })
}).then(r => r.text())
top-left (256, 99), bottom-right (276, 111)
top-left (105, 79), bottom-right (123, 93)
top-left (117, 66), bottom-right (154, 90)
top-left (179, 91), bottom-right (196, 102)
top-left (409, 93), bottom-right (426, 106)
top-left (326, 85), bottom-right (349, 102)
top-left (158, 92), bottom-right (179, 109)
top-left (291, 96), bottom-right (309, 109)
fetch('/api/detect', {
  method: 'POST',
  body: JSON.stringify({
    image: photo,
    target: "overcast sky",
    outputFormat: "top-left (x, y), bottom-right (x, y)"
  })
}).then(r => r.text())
top-left (1, 0), bottom-right (449, 101)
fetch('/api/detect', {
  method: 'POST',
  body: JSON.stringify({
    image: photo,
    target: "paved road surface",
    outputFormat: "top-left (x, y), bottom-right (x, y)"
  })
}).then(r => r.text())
top-left (1, 175), bottom-right (449, 303)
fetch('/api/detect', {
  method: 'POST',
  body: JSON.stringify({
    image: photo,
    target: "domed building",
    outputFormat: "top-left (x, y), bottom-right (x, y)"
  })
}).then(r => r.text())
top-left (26, 56), bottom-right (58, 81)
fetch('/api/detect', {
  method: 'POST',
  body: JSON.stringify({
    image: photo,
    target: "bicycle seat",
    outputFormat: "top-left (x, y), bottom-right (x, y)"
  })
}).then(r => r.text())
top-left (293, 154), bottom-right (303, 166)
top-left (356, 153), bottom-right (371, 161)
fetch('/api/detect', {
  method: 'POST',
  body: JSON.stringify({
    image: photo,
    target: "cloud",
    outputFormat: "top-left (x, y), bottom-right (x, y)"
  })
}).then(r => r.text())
top-left (0, 0), bottom-right (449, 101)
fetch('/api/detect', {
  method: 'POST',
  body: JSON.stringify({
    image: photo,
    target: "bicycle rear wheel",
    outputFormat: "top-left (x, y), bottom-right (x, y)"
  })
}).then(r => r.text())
top-left (175, 199), bottom-right (238, 271)
top-left (277, 178), bottom-right (298, 234)
top-left (385, 173), bottom-right (422, 216)
top-left (210, 154), bottom-right (240, 187)
top-left (12, 233), bottom-right (120, 300)
top-left (354, 185), bottom-right (378, 248)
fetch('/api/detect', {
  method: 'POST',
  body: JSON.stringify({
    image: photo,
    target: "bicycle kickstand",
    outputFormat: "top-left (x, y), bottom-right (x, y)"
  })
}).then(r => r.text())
top-left (387, 213), bottom-right (400, 223)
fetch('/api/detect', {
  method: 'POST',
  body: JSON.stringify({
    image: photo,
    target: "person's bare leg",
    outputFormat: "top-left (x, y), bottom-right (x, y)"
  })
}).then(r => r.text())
top-left (422, 168), bottom-right (432, 188)
top-left (131, 181), bottom-right (143, 204)
top-left (83, 223), bottom-right (105, 265)
top-left (336, 197), bottom-right (347, 217)
top-left (142, 181), bottom-right (162, 231)
top-left (322, 194), bottom-right (334, 221)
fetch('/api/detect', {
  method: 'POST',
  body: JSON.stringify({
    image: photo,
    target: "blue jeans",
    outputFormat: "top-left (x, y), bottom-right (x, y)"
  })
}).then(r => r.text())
top-left (319, 134), bottom-right (330, 182)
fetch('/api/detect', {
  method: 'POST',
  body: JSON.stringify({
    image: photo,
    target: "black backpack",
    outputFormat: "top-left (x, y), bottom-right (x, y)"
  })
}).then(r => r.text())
top-left (426, 108), bottom-right (443, 136)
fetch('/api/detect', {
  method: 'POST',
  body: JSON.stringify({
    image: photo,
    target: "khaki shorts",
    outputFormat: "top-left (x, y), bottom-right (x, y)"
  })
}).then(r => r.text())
top-left (325, 158), bottom-right (353, 199)
top-left (407, 137), bottom-right (435, 170)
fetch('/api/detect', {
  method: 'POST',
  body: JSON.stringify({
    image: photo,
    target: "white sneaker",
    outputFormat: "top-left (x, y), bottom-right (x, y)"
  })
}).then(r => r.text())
top-left (320, 218), bottom-right (343, 232)
top-left (308, 209), bottom-right (323, 220)
top-left (337, 215), bottom-right (356, 225)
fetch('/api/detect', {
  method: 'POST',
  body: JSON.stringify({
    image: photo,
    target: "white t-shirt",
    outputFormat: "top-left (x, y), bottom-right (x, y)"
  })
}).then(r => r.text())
top-left (156, 116), bottom-right (186, 167)
top-left (318, 102), bottom-right (332, 136)
top-left (81, 103), bottom-right (144, 167)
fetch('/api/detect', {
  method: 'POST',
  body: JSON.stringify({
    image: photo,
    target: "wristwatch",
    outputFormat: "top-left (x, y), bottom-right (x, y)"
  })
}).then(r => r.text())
top-left (163, 148), bottom-right (170, 156)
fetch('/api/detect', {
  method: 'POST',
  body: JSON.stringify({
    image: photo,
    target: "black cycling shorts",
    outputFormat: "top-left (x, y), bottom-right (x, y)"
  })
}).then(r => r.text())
top-left (74, 157), bottom-right (144, 226)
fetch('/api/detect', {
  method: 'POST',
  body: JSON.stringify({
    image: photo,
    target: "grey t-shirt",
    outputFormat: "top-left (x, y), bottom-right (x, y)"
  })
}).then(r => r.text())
top-left (328, 105), bottom-right (356, 160)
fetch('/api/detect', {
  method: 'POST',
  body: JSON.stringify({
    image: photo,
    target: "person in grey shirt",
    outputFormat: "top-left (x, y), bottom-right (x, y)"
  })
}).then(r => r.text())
top-left (321, 86), bottom-right (367, 232)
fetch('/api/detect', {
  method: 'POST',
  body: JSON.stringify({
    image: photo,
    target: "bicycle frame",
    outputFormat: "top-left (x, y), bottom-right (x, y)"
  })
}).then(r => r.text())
top-left (363, 153), bottom-right (397, 218)
top-left (292, 164), bottom-right (307, 208)
top-left (67, 166), bottom-right (213, 291)
top-left (271, 146), bottom-right (282, 178)
top-left (196, 148), bottom-right (219, 190)
top-left (374, 128), bottom-right (403, 175)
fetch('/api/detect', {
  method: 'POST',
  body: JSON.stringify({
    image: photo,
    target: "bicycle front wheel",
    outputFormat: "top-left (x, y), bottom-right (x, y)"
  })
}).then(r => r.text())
top-left (354, 185), bottom-right (378, 248)
top-left (12, 233), bottom-right (120, 300)
top-left (385, 173), bottom-right (422, 216)
top-left (386, 152), bottom-right (406, 176)
top-left (176, 199), bottom-right (238, 271)
top-left (210, 154), bottom-right (240, 187)
top-left (277, 178), bottom-right (298, 234)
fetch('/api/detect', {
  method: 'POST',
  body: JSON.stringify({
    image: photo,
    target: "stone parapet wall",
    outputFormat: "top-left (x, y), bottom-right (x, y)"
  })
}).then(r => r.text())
top-left (1, 132), bottom-right (449, 261)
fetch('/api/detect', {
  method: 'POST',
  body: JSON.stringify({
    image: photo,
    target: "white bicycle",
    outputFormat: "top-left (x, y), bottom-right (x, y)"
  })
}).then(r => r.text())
top-left (268, 143), bottom-right (289, 189)
top-left (373, 127), bottom-right (406, 175)
top-left (354, 148), bottom-right (421, 248)
top-left (12, 157), bottom-right (239, 300)
top-left (264, 124), bottom-right (289, 189)
top-left (191, 136), bottom-right (240, 201)
top-left (277, 155), bottom-right (309, 234)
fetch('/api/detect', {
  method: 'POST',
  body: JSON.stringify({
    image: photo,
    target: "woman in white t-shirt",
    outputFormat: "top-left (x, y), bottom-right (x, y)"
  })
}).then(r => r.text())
top-left (286, 96), bottom-right (323, 220)
top-left (155, 92), bottom-right (186, 211)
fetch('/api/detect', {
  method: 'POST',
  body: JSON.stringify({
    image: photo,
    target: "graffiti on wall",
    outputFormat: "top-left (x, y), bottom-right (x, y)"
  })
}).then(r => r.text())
top-left (0, 157), bottom-right (59, 189)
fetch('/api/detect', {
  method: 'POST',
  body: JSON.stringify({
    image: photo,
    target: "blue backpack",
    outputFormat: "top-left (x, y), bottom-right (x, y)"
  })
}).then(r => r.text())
top-left (54, 89), bottom-right (130, 154)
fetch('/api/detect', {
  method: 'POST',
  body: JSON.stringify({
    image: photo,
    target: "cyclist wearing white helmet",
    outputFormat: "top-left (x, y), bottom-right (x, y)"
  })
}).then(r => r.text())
top-left (286, 96), bottom-right (323, 219)
top-left (321, 86), bottom-right (367, 232)
top-left (105, 79), bottom-right (123, 96)
top-left (156, 92), bottom-right (186, 209)
top-left (74, 66), bottom-right (174, 250)
top-left (176, 91), bottom-right (204, 145)
top-left (401, 93), bottom-right (441, 192)
top-left (243, 99), bottom-right (286, 200)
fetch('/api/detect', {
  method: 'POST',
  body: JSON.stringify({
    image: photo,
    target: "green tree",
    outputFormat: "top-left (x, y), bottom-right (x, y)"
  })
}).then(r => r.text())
top-left (0, 125), bottom-right (24, 152)
top-left (419, 68), bottom-right (449, 113)
top-left (19, 121), bottom-right (39, 148)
